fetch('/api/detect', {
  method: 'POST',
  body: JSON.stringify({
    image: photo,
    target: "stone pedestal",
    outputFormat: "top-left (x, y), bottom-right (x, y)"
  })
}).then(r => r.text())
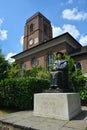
top-left (43, 88), bottom-right (63, 93)
top-left (34, 93), bottom-right (81, 120)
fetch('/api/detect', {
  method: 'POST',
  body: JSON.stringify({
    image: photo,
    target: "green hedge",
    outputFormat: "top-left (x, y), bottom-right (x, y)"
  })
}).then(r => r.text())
top-left (80, 88), bottom-right (87, 100)
top-left (0, 78), bottom-right (50, 110)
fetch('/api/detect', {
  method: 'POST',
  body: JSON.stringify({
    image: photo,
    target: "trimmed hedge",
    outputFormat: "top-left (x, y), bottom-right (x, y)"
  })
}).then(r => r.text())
top-left (0, 78), bottom-right (50, 110)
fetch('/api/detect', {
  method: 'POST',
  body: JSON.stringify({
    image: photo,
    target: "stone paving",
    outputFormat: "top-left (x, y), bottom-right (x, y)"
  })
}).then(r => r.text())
top-left (0, 106), bottom-right (87, 130)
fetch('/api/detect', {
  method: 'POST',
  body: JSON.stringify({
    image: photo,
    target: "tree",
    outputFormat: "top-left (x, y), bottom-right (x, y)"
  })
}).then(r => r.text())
top-left (64, 54), bottom-right (87, 92)
top-left (23, 66), bottom-right (50, 80)
top-left (0, 50), bottom-right (9, 80)
top-left (7, 62), bottom-right (21, 78)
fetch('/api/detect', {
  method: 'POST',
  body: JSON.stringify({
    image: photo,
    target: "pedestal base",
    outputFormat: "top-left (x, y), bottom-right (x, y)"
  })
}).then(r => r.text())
top-left (43, 88), bottom-right (63, 93)
top-left (34, 93), bottom-right (81, 120)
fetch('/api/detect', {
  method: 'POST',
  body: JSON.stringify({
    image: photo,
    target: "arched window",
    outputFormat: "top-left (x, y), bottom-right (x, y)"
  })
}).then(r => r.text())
top-left (30, 23), bottom-right (33, 32)
top-left (46, 53), bottom-right (54, 68)
top-left (44, 24), bottom-right (47, 35)
top-left (31, 57), bottom-right (38, 67)
top-left (20, 63), bottom-right (26, 77)
top-left (75, 61), bottom-right (82, 70)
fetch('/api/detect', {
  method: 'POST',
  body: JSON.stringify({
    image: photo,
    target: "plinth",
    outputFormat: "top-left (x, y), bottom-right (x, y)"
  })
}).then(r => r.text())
top-left (34, 93), bottom-right (81, 120)
top-left (43, 88), bottom-right (63, 93)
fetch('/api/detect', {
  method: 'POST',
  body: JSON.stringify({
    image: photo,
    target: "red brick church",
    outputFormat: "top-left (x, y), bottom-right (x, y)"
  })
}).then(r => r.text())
top-left (12, 12), bottom-right (87, 76)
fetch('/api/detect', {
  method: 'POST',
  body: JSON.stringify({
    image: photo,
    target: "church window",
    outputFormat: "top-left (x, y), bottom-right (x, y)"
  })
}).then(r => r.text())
top-left (46, 53), bottom-right (54, 68)
top-left (30, 23), bottom-right (33, 32)
top-left (20, 63), bottom-right (26, 77)
top-left (31, 57), bottom-right (38, 67)
top-left (44, 24), bottom-right (47, 35)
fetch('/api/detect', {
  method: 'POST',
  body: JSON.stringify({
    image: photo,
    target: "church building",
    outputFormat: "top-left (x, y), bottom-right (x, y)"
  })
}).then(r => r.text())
top-left (12, 12), bottom-right (87, 76)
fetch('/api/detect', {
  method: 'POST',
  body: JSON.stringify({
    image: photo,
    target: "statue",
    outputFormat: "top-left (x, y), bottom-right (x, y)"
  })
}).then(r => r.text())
top-left (50, 52), bottom-right (68, 92)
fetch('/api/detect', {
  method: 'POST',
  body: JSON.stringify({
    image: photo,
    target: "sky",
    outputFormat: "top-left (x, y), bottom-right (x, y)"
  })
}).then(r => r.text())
top-left (0, 0), bottom-right (87, 63)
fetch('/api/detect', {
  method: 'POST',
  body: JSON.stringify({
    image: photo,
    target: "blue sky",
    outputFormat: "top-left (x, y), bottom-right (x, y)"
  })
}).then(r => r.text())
top-left (0, 0), bottom-right (87, 62)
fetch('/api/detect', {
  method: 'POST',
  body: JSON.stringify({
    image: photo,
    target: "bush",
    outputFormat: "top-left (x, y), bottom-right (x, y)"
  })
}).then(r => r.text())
top-left (65, 55), bottom-right (87, 92)
top-left (80, 88), bottom-right (87, 100)
top-left (24, 66), bottom-right (50, 80)
top-left (0, 78), bottom-right (50, 110)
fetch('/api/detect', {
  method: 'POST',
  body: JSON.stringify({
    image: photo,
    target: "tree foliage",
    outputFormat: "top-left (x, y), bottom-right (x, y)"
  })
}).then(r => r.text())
top-left (23, 66), bottom-right (50, 80)
top-left (0, 50), bottom-right (9, 80)
top-left (64, 54), bottom-right (87, 92)
top-left (7, 62), bottom-right (21, 78)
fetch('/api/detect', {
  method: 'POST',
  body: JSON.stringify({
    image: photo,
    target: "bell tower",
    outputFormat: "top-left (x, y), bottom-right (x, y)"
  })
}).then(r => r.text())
top-left (23, 12), bottom-right (52, 50)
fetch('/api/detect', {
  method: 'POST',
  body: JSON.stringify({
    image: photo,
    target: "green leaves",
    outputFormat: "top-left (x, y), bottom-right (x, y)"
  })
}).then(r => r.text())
top-left (64, 54), bottom-right (87, 92)
top-left (0, 53), bottom-right (9, 80)
top-left (80, 88), bottom-right (87, 100)
top-left (0, 77), bottom-right (50, 110)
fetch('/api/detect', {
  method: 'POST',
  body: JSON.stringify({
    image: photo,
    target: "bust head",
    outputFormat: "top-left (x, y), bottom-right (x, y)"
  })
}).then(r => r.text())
top-left (56, 52), bottom-right (63, 60)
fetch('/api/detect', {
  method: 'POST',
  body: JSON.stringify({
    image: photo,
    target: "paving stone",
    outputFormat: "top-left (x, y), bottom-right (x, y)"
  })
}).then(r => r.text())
top-left (0, 107), bottom-right (87, 130)
top-left (61, 126), bottom-right (84, 130)
top-left (65, 120), bottom-right (87, 130)
top-left (30, 120), bottom-right (66, 130)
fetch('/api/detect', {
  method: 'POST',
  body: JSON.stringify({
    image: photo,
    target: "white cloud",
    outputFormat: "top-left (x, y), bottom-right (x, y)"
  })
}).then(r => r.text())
top-left (62, 8), bottom-right (87, 20)
top-left (5, 52), bottom-right (16, 63)
top-left (68, 0), bottom-right (73, 4)
top-left (20, 35), bottom-right (24, 45)
top-left (79, 35), bottom-right (87, 46)
top-left (0, 29), bottom-right (8, 41)
top-left (52, 24), bottom-right (80, 39)
top-left (0, 18), bottom-right (3, 26)
top-left (62, 24), bottom-right (80, 38)
top-left (52, 26), bottom-right (62, 37)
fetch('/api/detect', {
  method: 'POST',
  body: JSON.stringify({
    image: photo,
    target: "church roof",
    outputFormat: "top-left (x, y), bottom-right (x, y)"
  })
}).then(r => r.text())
top-left (26, 12), bottom-right (51, 24)
top-left (12, 32), bottom-right (82, 60)
top-left (69, 45), bottom-right (87, 57)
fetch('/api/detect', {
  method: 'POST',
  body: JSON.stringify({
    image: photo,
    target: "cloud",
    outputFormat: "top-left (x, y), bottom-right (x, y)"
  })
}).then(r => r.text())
top-left (79, 35), bottom-right (87, 46)
top-left (52, 24), bottom-right (80, 39)
top-left (62, 24), bottom-right (80, 38)
top-left (20, 35), bottom-right (24, 45)
top-left (62, 8), bottom-right (87, 20)
top-left (52, 26), bottom-right (62, 37)
top-left (5, 52), bottom-right (16, 63)
top-left (0, 29), bottom-right (8, 41)
top-left (52, 24), bottom-right (87, 46)
top-left (68, 0), bottom-right (73, 4)
top-left (0, 18), bottom-right (3, 26)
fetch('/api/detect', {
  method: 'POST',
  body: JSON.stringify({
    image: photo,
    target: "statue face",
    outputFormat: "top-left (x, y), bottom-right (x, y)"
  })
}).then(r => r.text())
top-left (57, 54), bottom-right (62, 60)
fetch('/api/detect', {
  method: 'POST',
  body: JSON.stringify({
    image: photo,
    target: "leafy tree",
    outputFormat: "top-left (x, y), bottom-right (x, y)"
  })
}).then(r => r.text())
top-left (0, 50), bottom-right (9, 80)
top-left (23, 66), bottom-right (50, 80)
top-left (8, 62), bottom-right (21, 78)
top-left (64, 54), bottom-right (87, 92)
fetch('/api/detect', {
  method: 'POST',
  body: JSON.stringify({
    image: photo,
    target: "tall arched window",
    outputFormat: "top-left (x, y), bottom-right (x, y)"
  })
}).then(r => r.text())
top-left (46, 53), bottom-right (54, 68)
top-left (44, 24), bottom-right (47, 35)
top-left (31, 57), bottom-right (38, 67)
top-left (30, 23), bottom-right (33, 32)
top-left (20, 63), bottom-right (26, 77)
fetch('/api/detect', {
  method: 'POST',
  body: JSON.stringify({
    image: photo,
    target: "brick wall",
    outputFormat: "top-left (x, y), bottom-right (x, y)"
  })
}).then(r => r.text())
top-left (72, 54), bottom-right (87, 74)
top-left (23, 42), bottom-right (68, 70)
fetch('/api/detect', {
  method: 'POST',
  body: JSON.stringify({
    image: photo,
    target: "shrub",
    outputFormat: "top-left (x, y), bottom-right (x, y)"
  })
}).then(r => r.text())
top-left (80, 88), bottom-right (87, 100)
top-left (65, 55), bottom-right (87, 92)
top-left (23, 66), bottom-right (50, 80)
top-left (0, 78), bottom-right (49, 110)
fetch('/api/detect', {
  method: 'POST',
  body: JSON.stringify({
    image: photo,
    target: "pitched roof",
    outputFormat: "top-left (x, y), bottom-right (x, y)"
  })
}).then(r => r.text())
top-left (69, 46), bottom-right (87, 56)
top-left (12, 32), bottom-right (82, 60)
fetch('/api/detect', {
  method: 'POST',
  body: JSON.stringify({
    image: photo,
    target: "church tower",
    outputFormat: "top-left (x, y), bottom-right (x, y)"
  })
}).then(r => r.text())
top-left (23, 12), bottom-right (52, 50)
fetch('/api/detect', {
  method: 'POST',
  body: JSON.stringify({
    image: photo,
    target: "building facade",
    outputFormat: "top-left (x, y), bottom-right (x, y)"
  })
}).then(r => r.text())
top-left (12, 12), bottom-right (87, 76)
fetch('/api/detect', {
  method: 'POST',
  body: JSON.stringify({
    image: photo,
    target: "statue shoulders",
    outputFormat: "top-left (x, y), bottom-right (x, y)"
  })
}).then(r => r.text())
top-left (54, 59), bottom-right (68, 63)
top-left (63, 59), bottom-right (68, 62)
